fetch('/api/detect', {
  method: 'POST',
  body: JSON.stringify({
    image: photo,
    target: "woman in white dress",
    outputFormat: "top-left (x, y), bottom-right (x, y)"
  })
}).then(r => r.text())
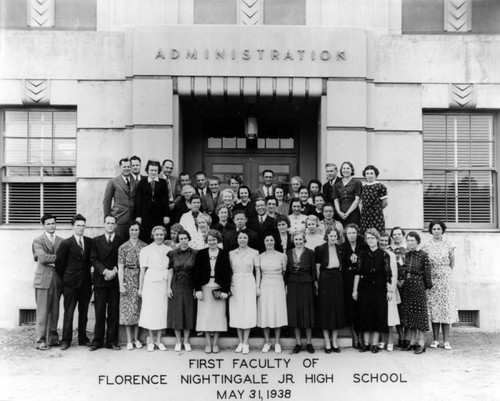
top-left (189, 213), bottom-right (212, 250)
top-left (229, 230), bottom-right (260, 354)
top-left (305, 215), bottom-right (325, 250)
top-left (138, 226), bottom-right (172, 352)
top-left (257, 235), bottom-right (287, 353)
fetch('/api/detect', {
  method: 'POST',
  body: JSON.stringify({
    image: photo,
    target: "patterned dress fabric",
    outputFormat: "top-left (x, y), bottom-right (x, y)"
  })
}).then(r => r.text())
top-left (422, 238), bottom-right (459, 324)
top-left (400, 249), bottom-right (432, 331)
top-left (257, 251), bottom-right (288, 328)
top-left (118, 240), bottom-right (147, 325)
top-left (359, 182), bottom-right (388, 235)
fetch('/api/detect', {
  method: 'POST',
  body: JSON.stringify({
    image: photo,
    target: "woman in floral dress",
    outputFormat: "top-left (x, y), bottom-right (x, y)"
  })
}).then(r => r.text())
top-left (422, 220), bottom-right (458, 350)
top-left (359, 165), bottom-right (388, 236)
top-left (118, 222), bottom-right (147, 350)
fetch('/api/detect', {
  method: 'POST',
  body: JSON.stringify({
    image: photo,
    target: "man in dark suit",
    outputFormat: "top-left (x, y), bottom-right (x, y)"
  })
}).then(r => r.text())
top-left (194, 170), bottom-right (208, 197)
top-left (55, 214), bottom-right (93, 350)
top-left (247, 197), bottom-right (278, 252)
top-left (322, 163), bottom-right (342, 216)
top-left (160, 158), bottom-right (180, 211)
top-left (32, 213), bottom-right (62, 350)
top-left (103, 157), bottom-right (137, 239)
top-left (135, 160), bottom-right (171, 243)
top-left (223, 209), bottom-right (259, 251)
top-left (252, 169), bottom-right (277, 201)
top-left (89, 215), bottom-right (125, 351)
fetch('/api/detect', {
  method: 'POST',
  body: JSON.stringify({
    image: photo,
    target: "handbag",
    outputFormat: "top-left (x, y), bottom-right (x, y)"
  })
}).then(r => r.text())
top-left (212, 289), bottom-right (231, 300)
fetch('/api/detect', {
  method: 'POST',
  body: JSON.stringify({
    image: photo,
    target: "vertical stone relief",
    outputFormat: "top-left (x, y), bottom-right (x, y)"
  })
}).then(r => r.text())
top-left (449, 84), bottom-right (476, 109)
top-left (444, 0), bottom-right (471, 32)
top-left (239, 0), bottom-right (263, 25)
top-left (27, 0), bottom-right (55, 28)
top-left (23, 80), bottom-right (50, 105)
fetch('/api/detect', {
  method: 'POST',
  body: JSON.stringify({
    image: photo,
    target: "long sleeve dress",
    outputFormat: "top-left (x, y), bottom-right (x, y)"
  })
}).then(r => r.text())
top-left (400, 249), bottom-right (432, 331)
top-left (356, 247), bottom-right (392, 333)
top-left (333, 178), bottom-right (362, 227)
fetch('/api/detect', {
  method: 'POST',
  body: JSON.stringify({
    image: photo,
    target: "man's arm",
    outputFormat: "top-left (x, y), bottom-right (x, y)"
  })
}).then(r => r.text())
top-left (103, 179), bottom-right (115, 217)
top-left (55, 240), bottom-right (69, 277)
top-left (33, 237), bottom-right (56, 266)
top-left (90, 237), bottom-right (108, 275)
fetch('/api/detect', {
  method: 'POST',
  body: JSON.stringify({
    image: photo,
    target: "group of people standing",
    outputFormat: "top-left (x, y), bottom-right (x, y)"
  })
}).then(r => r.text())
top-left (31, 157), bottom-right (458, 355)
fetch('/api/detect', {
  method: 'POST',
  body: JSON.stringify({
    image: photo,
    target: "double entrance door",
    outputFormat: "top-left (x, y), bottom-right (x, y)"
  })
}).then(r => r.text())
top-left (204, 155), bottom-right (297, 194)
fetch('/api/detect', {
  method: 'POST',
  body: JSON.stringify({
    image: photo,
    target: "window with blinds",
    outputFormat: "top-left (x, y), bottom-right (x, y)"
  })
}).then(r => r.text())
top-left (1, 110), bottom-right (77, 224)
top-left (423, 114), bottom-right (497, 228)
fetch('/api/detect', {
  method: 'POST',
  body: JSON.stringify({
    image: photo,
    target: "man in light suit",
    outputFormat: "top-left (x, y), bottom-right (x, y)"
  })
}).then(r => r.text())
top-left (32, 213), bottom-right (62, 350)
top-left (202, 176), bottom-right (223, 220)
top-left (252, 169), bottom-right (277, 201)
top-left (103, 157), bottom-right (137, 239)
top-left (89, 215), bottom-right (125, 351)
top-left (56, 214), bottom-right (93, 350)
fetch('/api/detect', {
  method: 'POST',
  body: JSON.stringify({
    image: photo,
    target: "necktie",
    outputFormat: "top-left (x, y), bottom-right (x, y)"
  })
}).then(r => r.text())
top-left (49, 234), bottom-right (55, 244)
top-left (126, 177), bottom-right (130, 189)
top-left (108, 236), bottom-right (112, 245)
top-left (151, 180), bottom-right (155, 195)
top-left (78, 237), bottom-right (84, 253)
top-left (259, 215), bottom-right (264, 224)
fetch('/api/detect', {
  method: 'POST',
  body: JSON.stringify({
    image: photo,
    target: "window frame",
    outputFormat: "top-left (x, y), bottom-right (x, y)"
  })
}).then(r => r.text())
top-left (422, 111), bottom-right (498, 230)
top-left (1, 107), bottom-right (77, 225)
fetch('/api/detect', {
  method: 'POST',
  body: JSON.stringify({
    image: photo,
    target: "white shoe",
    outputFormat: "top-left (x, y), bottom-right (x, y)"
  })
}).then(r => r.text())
top-left (262, 343), bottom-right (271, 353)
top-left (444, 342), bottom-right (452, 350)
top-left (430, 340), bottom-right (439, 348)
top-left (134, 340), bottom-right (143, 349)
top-left (274, 344), bottom-right (282, 353)
top-left (212, 345), bottom-right (220, 353)
top-left (184, 342), bottom-right (192, 352)
top-left (204, 345), bottom-right (212, 354)
top-left (378, 342), bottom-right (385, 349)
top-left (242, 344), bottom-right (250, 354)
top-left (156, 341), bottom-right (167, 351)
top-left (126, 342), bottom-right (134, 350)
top-left (235, 343), bottom-right (243, 353)
top-left (174, 343), bottom-right (182, 352)
top-left (147, 343), bottom-right (154, 352)
top-left (387, 343), bottom-right (393, 352)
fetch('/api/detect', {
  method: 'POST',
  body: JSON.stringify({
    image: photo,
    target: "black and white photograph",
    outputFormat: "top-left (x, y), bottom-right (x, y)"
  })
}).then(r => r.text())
top-left (0, 1), bottom-right (499, 400)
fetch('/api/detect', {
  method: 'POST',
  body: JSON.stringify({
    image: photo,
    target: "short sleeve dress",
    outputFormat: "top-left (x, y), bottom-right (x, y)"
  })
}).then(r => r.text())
top-left (422, 238), bottom-right (459, 324)
top-left (118, 239), bottom-right (147, 325)
top-left (229, 247), bottom-right (260, 329)
top-left (333, 178), bottom-right (362, 227)
top-left (138, 243), bottom-right (172, 330)
top-left (257, 250), bottom-right (288, 329)
top-left (359, 182), bottom-right (388, 235)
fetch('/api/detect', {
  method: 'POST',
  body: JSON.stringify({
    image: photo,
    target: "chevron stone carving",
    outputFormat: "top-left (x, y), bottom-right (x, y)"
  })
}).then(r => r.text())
top-left (444, 0), bottom-right (471, 32)
top-left (449, 84), bottom-right (476, 109)
top-left (23, 80), bottom-right (50, 105)
top-left (239, 0), bottom-right (262, 25)
top-left (28, 0), bottom-right (55, 27)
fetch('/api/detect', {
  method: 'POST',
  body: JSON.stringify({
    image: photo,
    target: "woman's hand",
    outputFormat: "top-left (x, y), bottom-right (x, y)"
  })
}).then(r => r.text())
top-left (352, 290), bottom-right (358, 301)
top-left (313, 281), bottom-right (319, 296)
top-left (397, 279), bottom-right (404, 288)
top-left (195, 291), bottom-right (203, 300)
top-left (138, 288), bottom-right (142, 297)
top-left (119, 285), bottom-right (126, 294)
top-left (167, 288), bottom-right (173, 299)
top-left (220, 292), bottom-right (228, 300)
top-left (387, 292), bottom-right (393, 302)
top-left (256, 287), bottom-right (261, 297)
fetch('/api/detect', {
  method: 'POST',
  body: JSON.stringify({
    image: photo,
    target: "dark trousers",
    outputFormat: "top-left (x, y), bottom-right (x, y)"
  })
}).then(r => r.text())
top-left (34, 276), bottom-right (61, 346)
top-left (61, 282), bottom-right (92, 345)
top-left (92, 286), bottom-right (120, 346)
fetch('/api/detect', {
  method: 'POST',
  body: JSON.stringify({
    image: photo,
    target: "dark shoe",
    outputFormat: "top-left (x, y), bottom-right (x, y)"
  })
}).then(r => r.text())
top-left (89, 345), bottom-right (101, 351)
top-left (352, 340), bottom-right (359, 349)
top-left (60, 343), bottom-right (70, 350)
top-left (111, 345), bottom-right (121, 350)
top-left (49, 341), bottom-right (61, 347)
top-left (292, 344), bottom-right (301, 354)
top-left (414, 345), bottom-right (426, 354)
top-left (78, 340), bottom-right (91, 346)
top-left (332, 347), bottom-right (341, 353)
top-left (325, 347), bottom-right (332, 354)
top-left (402, 343), bottom-right (416, 351)
top-left (359, 345), bottom-right (369, 353)
top-left (36, 343), bottom-right (50, 351)
top-left (397, 339), bottom-right (403, 348)
top-left (306, 344), bottom-right (315, 354)
top-left (371, 345), bottom-right (379, 354)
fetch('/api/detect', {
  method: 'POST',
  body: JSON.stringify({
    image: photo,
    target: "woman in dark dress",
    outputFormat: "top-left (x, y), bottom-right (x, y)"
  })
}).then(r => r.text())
top-left (167, 230), bottom-right (197, 352)
top-left (194, 229), bottom-right (232, 354)
top-left (274, 215), bottom-right (294, 254)
top-left (285, 232), bottom-right (316, 354)
top-left (352, 228), bottom-right (392, 353)
top-left (359, 165), bottom-right (388, 236)
top-left (340, 223), bottom-right (364, 348)
top-left (400, 231), bottom-right (432, 354)
top-left (333, 161), bottom-right (362, 227)
top-left (135, 160), bottom-right (171, 243)
top-left (315, 227), bottom-right (345, 353)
